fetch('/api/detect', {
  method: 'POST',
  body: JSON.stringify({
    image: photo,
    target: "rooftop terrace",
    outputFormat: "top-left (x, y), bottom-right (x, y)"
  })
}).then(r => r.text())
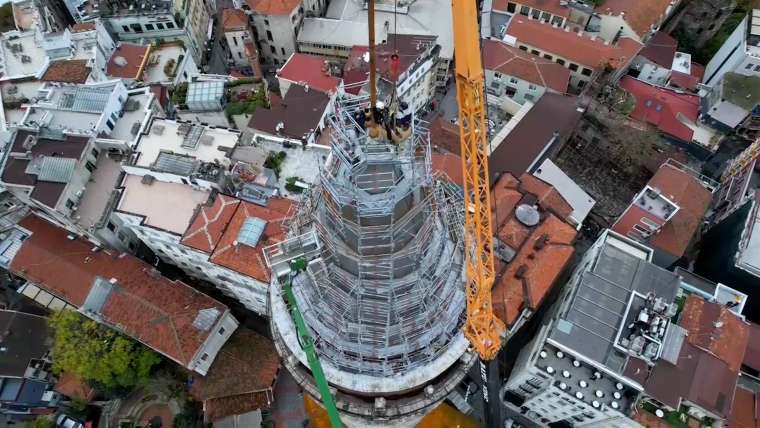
top-left (0, 32), bottom-right (48, 80)
top-left (117, 174), bottom-right (210, 234)
top-left (142, 44), bottom-right (185, 84)
top-left (135, 120), bottom-right (238, 169)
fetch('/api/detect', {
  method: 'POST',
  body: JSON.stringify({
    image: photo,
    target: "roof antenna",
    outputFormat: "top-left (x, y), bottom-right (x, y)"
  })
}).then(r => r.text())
top-left (368, 0), bottom-right (378, 107)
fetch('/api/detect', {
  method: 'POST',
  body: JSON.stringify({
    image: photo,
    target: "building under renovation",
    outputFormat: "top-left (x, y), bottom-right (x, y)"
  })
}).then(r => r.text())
top-left (264, 96), bottom-right (474, 426)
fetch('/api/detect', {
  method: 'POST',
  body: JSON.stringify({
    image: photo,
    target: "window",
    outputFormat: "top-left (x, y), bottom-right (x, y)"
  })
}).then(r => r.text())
top-left (85, 161), bottom-right (96, 172)
top-left (506, 86), bottom-right (517, 97)
top-left (520, 5), bottom-right (530, 15)
top-left (201, 353), bottom-right (209, 361)
top-left (531, 9), bottom-right (541, 19)
top-left (266, 30), bottom-right (273, 41)
top-left (509, 77), bottom-right (518, 84)
top-left (107, 222), bottom-right (116, 232)
top-left (528, 84), bottom-right (536, 90)
top-left (708, 23), bottom-right (716, 30)
top-left (541, 12), bottom-right (551, 23)
top-left (65, 199), bottom-right (75, 209)
top-left (122, 25), bottom-right (130, 32)
top-left (264, 19), bottom-right (270, 26)
top-left (494, 72), bottom-right (502, 79)
top-left (91, 148), bottom-right (99, 158)
top-left (507, 2), bottom-right (516, 12)
top-left (577, 80), bottom-right (585, 88)
top-left (569, 63), bottom-right (579, 71)
top-left (156, 23), bottom-right (164, 30)
top-left (746, 63), bottom-right (754, 70)
top-left (233, 36), bottom-right (238, 46)
top-left (118, 231), bottom-right (127, 242)
top-left (531, 49), bottom-right (540, 55)
top-left (543, 54), bottom-right (553, 60)
top-left (291, 14), bottom-right (297, 23)
top-left (270, 45), bottom-right (276, 54)
top-left (518, 45), bottom-right (528, 51)
top-left (281, 47), bottom-right (286, 55)
top-left (238, 51), bottom-right (243, 59)
top-left (525, 93), bottom-right (535, 101)
top-left (556, 58), bottom-right (565, 66)
top-left (219, 327), bottom-right (226, 335)
top-left (754, 65), bottom-right (760, 72)
top-left (166, 22), bottom-right (175, 29)
top-left (130, 23), bottom-right (143, 33)
top-left (581, 67), bottom-right (592, 76)
top-left (145, 23), bottom-right (154, 31)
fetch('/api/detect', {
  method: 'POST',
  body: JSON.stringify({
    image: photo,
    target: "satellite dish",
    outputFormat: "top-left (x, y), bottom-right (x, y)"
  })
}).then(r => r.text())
top-left (515, 204), bottom-right (540, 226)
top-left (655, 409), bottom-right (665, 418)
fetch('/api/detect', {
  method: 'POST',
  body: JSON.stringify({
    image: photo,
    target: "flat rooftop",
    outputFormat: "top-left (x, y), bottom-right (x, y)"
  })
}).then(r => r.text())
top-left (117, 174), bottom-right (210, 234)
top-left (549, 232), bottom-right (681, 374)
top-left (142, 44), bottom-right (185, 84)
top-left (0, 32), bottom-right (48, 79)
top-left (0, 80), bottom-right (42, 128)
top-left (135, 120), bottom-right (239, 168)
top-left (109, 90), bottom-right (152, 142)
top-left (75, 152), bottom-right (123, 230)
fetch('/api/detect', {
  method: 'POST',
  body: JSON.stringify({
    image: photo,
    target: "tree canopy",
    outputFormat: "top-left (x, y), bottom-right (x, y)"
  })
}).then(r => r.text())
top-left (49, 310), bottom-right (161, 389)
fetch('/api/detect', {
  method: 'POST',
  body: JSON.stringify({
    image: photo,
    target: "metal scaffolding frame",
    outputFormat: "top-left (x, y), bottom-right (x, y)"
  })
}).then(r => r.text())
top-left (266, 95), bottom-right (467, 378)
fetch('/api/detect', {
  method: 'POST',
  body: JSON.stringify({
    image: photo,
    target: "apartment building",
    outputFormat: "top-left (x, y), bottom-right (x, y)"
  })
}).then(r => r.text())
top-left (247, 0), bottom-right (303, 66)
top-left (482, 38), bottom-right (570, 107)
top-left (223, 9), bottom-right (254, 68)
top-left (505, 17), bottom-right (642, 90)
top-left (704, 8), bottom-right (760, 87)
top-left (7, 214), bottom-right (239, 376)
top-left (503, 230), bottom-right (681, 426)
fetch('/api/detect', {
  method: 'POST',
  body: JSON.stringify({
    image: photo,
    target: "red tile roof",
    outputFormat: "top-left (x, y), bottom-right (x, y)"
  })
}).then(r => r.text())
top-left (10, 215), bottom-right (231, 368)
top-left (507, 18), bottom-right (642, 69)
top-left (493, 0), bottom-right (570, 17)
top-left (489, 173), bottom-right (577, 327)
top-left (729, 387), bottom-right (758, 428)
top-left (744, 322), bottom-right (760, 373)
top-left (669, 71), bottom-right (699, 92)
top-left (222, 9), bottom-right (249, 31)
top-left (278, 53), bottom-right (341, 94)
top-left (71, 22), bottom-right (96, 33)
top-left (429, 114), bottom-right (460, 155)
top-left (679, 294), bottom-right (750, 373)
top-left (619, 76), bottom-right (700, 142)
top-left (246, 0), bottom-right (299, 15)
top-left (106, 43), bottom-right (150, 80)
top-left (209, 198), bottom-right (294, 283)
top-left (613, 161), bottom-right (712, 259)
top-left (55, 372), bottom-right (95, 402)
top-left (182, 194), bottom-right (241, 253)
top-left (343, 34), bottom-right (438, 87)
top-left (41, 60), bottom-right (91, 84)
top-left (596, 0), bottom-right (672, 39)
top-left (482, 39), bottom-right (570, 93)
top-left (639, 31), bottom-right (677, 68)
top-left (431, 152), bottom-right (463, 185)
top-left (190, 328), bottom-right (279, 421)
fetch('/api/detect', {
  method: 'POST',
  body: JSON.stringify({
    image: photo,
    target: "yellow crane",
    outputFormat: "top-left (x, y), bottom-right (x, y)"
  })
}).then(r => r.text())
top-left (451, 0), bottom-right (505, 360)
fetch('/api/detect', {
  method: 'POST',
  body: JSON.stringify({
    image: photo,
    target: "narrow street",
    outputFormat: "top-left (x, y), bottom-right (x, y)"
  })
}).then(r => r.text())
top-left (207, 0), bottom-right (234, 74)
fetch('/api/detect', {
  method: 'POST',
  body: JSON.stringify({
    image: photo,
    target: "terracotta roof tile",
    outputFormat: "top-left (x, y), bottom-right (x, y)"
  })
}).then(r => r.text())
top-left (55, 372), bottom-right (95, 402)
top-left (429, 114), bottom-right (460, 155)
top-left (729, 387), bottom-right (757, 428)
top-left (246, 0), bottom-right (299, 15)
top-left (639, 31), bottom-right (677, 68)
top-left (518, 174), bottom-right (574, 220)
top-left (482, 39), bottom-right (570, 93)
top-left (10, 215), bottom-right (231, 367)
top-left (209, 198), bottom-right (294, 282)
top-left (107, 43), bottom-right (150, 79)
top-left (669, 71), bottom-right (700, 92)
top-left (431, 152), bottom-right (463, 185)
top-left (278, 53), bottom-right (341, 94)
top-left (493, 0), bottom-right (570, 17)
top-left (490, 173), bottom-right (577, 327)
top-left (343, 35), bottom-right (438, 86)
top-left (619, 76), bottom-right (700, 142)
top-left (596, 0), bottom-right (672, 39)
top-left (71, 23), bottom-right (96, 33)
top-left (41, 60), bottom-right (91, 84)
top-left (507, 18), bottom-right (642, 69)
top-left (190, 328), bottom-right (279, 420)
top-left (222, 9), bottom-right (249, 31)
top-left (679, 295), bottom-right (750, 372)
top-left (182, 195), bottom-right (241, 253)
top-left (744, 322), bottom-right (760, 373)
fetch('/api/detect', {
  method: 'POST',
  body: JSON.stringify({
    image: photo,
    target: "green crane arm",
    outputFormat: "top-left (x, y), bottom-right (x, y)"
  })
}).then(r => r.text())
top-left (283, 259), bottom-right (343, 428)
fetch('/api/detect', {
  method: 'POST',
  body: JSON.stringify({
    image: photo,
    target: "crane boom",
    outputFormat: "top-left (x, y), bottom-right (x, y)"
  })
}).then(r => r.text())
top-left (451, 0), bottom-right (505, 360)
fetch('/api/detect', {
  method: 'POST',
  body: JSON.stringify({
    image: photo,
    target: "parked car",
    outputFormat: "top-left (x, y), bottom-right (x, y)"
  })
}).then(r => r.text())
top-left (57, 414), bottom-right (84, 428)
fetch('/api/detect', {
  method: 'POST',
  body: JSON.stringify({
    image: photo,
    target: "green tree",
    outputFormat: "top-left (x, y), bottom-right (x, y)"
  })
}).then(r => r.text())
top-left (49, 310), bottom-right (161, 390)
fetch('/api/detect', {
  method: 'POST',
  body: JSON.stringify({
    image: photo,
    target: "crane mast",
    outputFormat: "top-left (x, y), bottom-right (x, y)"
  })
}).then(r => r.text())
top-left (451, 0), bottom-right (505, 360)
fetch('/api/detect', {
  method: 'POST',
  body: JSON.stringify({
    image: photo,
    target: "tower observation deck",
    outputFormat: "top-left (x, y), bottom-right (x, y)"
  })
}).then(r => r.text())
top-left (265, 95), bottom-right (474, 426)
